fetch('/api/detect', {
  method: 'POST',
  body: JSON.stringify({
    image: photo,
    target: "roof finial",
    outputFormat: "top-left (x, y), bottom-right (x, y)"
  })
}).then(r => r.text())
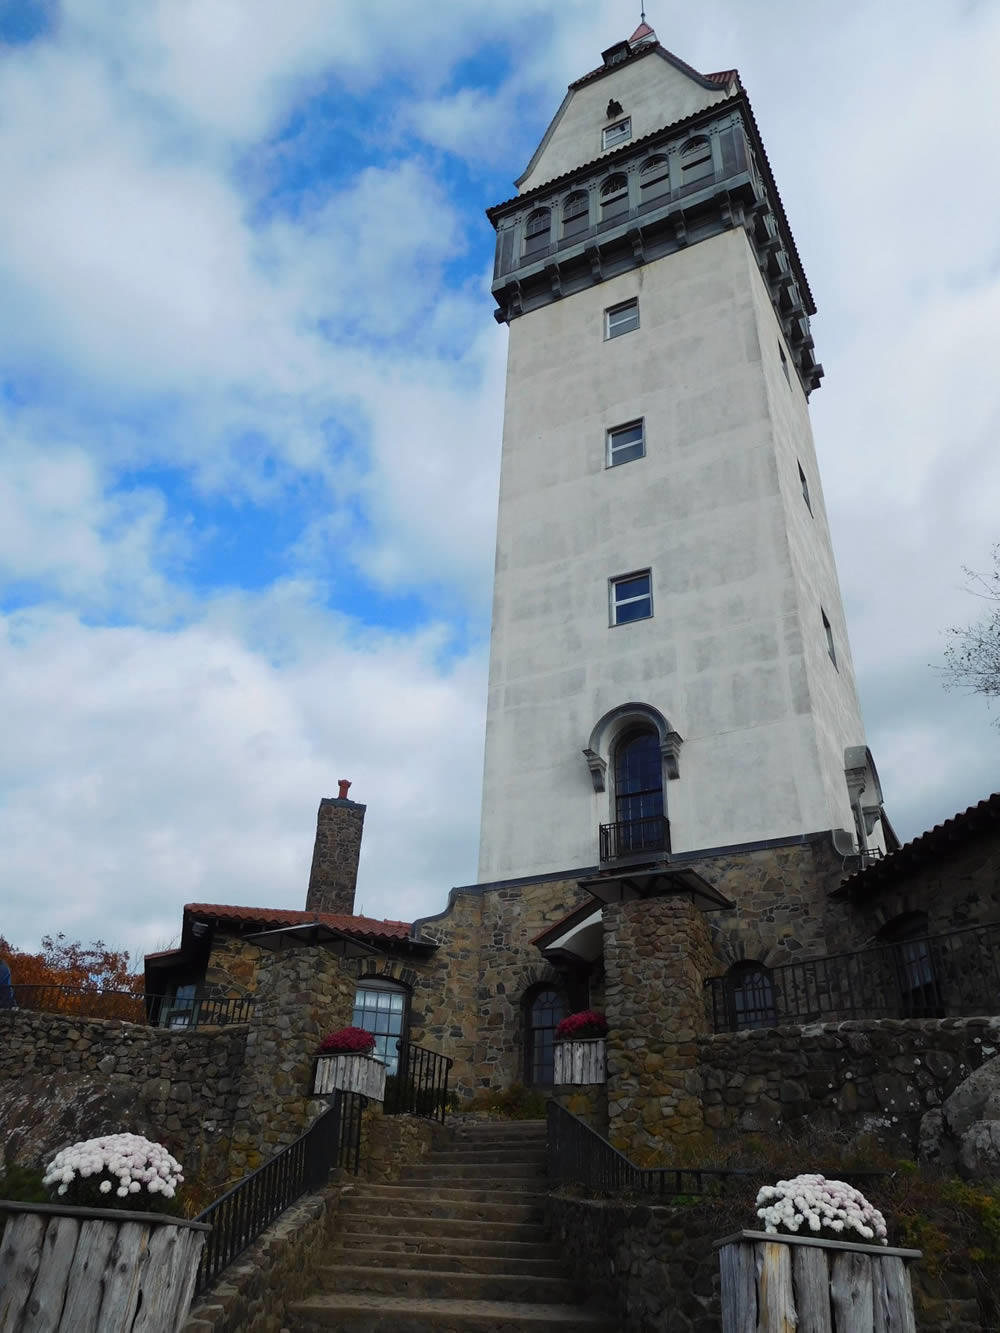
top-left (640, 4), bottom-right (646, 20)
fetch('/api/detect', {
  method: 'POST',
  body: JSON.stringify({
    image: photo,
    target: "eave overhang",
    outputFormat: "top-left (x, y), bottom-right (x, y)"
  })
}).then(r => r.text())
top-left (578, 865), bottom-right (735, 911)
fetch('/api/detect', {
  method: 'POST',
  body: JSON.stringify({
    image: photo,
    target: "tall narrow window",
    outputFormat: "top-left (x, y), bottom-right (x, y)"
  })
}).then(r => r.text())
top-left (611, 571), bottom-right (652, 624)
top-left (822, 609), bottom-right (837, 666)
top-left (680, 136), bottom-right (713, 185)
top-left (639, 155), bottom-right (670, 206)
top-left (878, 913), bottom-right (942, 1019)
top-left (779, 341), bottom-right (791, 386)
top-left (798, 462), bottom-right (812, 513)
top-left (605, 298), bottom-right (639, 339)
top-left (602, 118), bottom-right (631, 150)
top-left (525, 987), bottom-right (565, 1085)
top-left (607, 419), bottom-right (645, 467)
top-left (523, 208), bottom-right (551, 257)
top-left (562, 191), bottom-right (589, 239)
top-left (352, 982), bottom-right (407, 1075)
top-left (613, 728), bottom-right (666, 854)
top-left (600, 174), bottom-right (629, 222)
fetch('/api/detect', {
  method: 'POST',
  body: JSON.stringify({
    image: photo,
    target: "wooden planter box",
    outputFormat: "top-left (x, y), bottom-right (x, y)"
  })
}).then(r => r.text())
top-left (0, 1200), bottom-right (209, 1333)
top-left (715, 1229), bottom-right (921, 1333)
top-left (553, 1037), bottom-right (606, 1086)
top-left (313, 1052), bottom-right (386, 1101)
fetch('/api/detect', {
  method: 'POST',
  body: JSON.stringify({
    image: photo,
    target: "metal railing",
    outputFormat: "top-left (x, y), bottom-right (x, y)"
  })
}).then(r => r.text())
top-left (547, 1102), bottom-right (887, 1199)
top-left (599, 815), bottom-right (671, 862)
top-left (2, 986), bottom-right (254, 1029)
top-left (383, 1039), bottom-right (453, 1123)
top-left (194, 1089), bottom-right (363, 1296)
top-left (706, 922), bottom-right (1000, 1034)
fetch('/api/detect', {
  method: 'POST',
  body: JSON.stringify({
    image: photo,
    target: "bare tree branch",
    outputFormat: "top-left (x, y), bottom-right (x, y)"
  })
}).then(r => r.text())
top-left (939, 545), bottom-right (1000, 725)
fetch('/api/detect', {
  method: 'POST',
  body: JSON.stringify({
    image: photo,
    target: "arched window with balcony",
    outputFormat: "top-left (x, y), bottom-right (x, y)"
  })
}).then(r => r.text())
top-left (639, 155), bottom-right (670, 207)
top-left (600, 174), bottom-right (629, 222)
top-left (523, 208), bottom-right (551, 257)
top-left (523, 985), bottom-right (566, 1086)
top-left (609, 727), bottom-right (666, 857)
top-left (726, 961), bottom-right (777, 1030)
top-left (562, 191), bottom-right (589, 239)
top-left (680, 136), bottom-right (713, 187)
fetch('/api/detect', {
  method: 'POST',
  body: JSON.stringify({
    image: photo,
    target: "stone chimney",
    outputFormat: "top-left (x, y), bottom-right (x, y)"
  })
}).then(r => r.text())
top-left (305, 782), bottom-right (366, 918)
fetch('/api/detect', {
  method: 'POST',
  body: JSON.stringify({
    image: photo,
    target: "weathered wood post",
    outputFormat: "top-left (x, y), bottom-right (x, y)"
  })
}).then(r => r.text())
top-left (715, 1230), bottom-right (921, 1333)
top-left (0, 1201), bottom-right (209, 1333)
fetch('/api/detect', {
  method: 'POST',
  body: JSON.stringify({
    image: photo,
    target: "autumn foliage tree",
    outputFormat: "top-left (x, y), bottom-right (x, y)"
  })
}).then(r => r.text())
top-left (0, 934), bottom-right (143, 1018)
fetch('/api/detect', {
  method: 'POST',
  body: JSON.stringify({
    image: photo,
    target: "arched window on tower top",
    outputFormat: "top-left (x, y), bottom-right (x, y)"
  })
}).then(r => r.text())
top-left (562, 191), bottom-right (589, 239)
top-left (680, 136), bottom-right (713, 187)
top-left (639, 155), bottom-right (670, 207)
top-left (600, 174), bottom-right (629, 222)
top-left (523, 207), bottom-right (551, 257)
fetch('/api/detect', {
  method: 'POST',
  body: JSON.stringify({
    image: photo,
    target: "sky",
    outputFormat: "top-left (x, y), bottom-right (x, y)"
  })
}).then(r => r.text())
top-left (2, 0), bottom-right (998, 964)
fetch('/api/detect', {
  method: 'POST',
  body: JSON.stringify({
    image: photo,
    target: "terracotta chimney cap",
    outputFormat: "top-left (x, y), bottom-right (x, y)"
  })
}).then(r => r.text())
top-left (337, 779), bottom-right (352, 800)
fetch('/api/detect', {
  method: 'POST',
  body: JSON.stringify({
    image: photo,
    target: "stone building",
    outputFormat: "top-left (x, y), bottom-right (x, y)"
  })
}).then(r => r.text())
top-left (144, 26), bottom-right (1000, 1163)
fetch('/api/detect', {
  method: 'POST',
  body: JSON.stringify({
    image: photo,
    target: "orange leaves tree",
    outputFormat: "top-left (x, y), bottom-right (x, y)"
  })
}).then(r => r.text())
top-left (0, 934), bottom-right (143, 1019)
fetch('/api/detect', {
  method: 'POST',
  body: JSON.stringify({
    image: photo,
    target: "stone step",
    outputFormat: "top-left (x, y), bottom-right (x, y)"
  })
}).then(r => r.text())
top-left (399, 1162), bottom-right (545, 1182)
top-left (315, 1264), bottom-right (577, 1304)
top-left (327, 1247), bottom-right (565, 1277)
top-left (424, 1151), bottom-right (549, 1162)
top-left (358, 1184), bottom-right (547, 1206)
top-left (287, 1293), bottom-right (615, 1332)
top-left (333, 1232), bottom-right (560, 1261)
top-left (340, 1214), bottom-right (549, 1244)
top-left (341, 1194), bottom-right (541, 1224)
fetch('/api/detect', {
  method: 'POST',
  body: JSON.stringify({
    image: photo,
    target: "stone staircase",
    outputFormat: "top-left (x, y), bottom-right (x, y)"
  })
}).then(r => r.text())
top-left (287, 1119), bottom-right (613, 1331)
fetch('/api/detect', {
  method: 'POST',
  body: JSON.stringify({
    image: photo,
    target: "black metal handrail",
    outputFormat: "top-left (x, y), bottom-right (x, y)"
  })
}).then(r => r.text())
top-left (705, 922), bottom-right (1000, 1034)
top-left (1, 985), bottom-right (254, 1029)
top-left (599, 815), bottom-right (670, 862)
top-left (383, 1039), bottom-right (453, 1123)
top-left (547, 1102), bottom-right (887, 1199)
top-left (194, 1089), bottom-right (363, 1296)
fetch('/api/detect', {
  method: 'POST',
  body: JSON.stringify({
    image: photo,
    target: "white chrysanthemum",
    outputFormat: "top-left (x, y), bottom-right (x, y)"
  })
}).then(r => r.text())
top-left (755, 1174), bottom-right (887, 1246)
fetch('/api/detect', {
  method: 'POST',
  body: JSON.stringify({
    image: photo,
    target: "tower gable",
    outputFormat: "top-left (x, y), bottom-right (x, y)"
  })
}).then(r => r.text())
top-left (518, 45), bottom-right (735, 195)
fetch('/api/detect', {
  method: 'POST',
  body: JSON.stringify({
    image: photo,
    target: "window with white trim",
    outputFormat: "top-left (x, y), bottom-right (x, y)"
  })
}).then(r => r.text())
top-left (822, 608), bottom-right (837, 666)
top-left (352, 981), bottom-right (407, 1075)
top-left (605, 298), bottom-right (639, 339)
top-left (611, 571), bottom-right (652, 625)
top-left (602, 118), bottom-right (631, 150)
top-left (607, 419), bottom-right (645, 467)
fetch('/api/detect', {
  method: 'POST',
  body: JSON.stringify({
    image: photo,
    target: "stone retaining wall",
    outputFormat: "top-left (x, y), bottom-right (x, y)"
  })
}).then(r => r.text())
top-left (0, 1009), bottom-right (247, 1189)
top-left (699, 1016), bottom-right (1000, 1149)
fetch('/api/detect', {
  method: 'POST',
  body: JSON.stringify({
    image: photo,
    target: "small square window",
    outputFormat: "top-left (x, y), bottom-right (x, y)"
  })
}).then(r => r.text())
top-left (605, 299), bottom-right (639, 339)
top-left (603, 118), bottom-right (631, 150)
top-left (822, 609), bottom-right (837, 666)
top-left (798, 461), bottom-right (812, 513)
top-left (608, 420), bottom-right (645, 467)
top-left (611, 571), bottom-right (652, 625)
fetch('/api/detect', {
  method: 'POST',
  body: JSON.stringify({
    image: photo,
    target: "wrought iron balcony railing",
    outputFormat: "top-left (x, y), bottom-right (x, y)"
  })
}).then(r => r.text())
top-left (599, 815), bottom-right (671, 863)
top-left (706, 922), bottom-right (1000, 1033)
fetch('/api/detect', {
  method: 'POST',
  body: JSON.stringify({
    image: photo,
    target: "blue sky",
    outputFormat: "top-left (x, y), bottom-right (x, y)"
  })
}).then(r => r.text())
top-left (2, 0), bottom-right (999, 963)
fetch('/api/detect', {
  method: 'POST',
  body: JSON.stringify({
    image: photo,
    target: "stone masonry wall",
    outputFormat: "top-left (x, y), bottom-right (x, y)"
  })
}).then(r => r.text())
top-left (0, 1009), bottom-right (247, 1191)
top-left (604, 896), bottom-right (717, 1158)
top-left (411, 875), bottom-right (594, 1098)
top-left (203, 936), bottom-right (262, 1002)
top-left (699, 1016), bottom-right (1000, 1150)
top-left (825, 828), bottom-right (1000, 954)
top-left (228, 945), bottom-right (357, 1176)
top-left (306, 796), bottom-right (365, 918)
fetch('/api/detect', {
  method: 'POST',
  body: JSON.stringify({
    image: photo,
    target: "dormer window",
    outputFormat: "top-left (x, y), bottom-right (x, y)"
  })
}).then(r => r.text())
top-left (600, 174), bottom-right (629, 222)
top-left (602, 118), bottom-right (631, 150)
top-left (523, 208), bottom-right (551, 257)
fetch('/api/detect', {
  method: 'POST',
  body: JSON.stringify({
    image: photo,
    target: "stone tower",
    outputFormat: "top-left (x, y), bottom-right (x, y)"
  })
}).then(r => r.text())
top-left (478, 25), bottom-right (887, 884)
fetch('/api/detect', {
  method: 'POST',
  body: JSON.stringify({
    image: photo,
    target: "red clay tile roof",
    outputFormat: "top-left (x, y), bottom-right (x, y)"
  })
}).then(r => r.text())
top-left (183, 903), bottom-right (413, 942)
top-left (836, 793), bottom-right (1000, 896)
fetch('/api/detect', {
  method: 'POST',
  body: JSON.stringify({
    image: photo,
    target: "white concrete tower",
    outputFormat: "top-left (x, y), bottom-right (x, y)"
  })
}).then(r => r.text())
top-left (478, 27), bottom-right (887, 884)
